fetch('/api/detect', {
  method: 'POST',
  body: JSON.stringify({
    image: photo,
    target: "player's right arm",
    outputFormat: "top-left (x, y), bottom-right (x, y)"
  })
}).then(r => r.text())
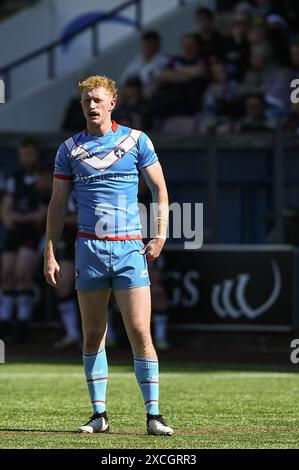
top-left (44, 143), bottom-right (73, 288)
top-left (44, 178), bottom-right (71, 287)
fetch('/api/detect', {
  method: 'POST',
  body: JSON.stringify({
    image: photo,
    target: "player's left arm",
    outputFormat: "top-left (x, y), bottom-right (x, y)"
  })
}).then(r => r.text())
top-left (140, 161), bottom-right (169, 262)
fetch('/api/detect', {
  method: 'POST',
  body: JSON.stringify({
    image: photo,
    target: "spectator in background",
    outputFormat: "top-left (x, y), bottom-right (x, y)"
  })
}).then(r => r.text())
top-left (197, 61), bottom-right (241, 134)
top-left (35, 166), bottom-right (81, 350)
top-left (201, 61), bottom-right (240, 120)
top-left (225, 11), bottom-right (251, 80)
top-left (237, 49), bottom-right (275, 97)
top-left (247, 20), bottom-right (273, 62)
top-left (120, 31), bottom-right (168, 99)
top-left (156, 33), bottom-right (208, 120)
top-left (0, 137), bottom-right (45, 343)
top-left (236, 93), bottom-right (276, 132)
top-left (194, 7), bottom-right (226, 60)
top-left (238, 49), bottom-right (291, 118)
top-left (113, 77), bottom-right (153, 130)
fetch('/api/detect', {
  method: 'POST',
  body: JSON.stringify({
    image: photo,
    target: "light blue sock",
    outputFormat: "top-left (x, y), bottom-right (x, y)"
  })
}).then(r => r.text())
top-left (134, 357), bottom-right (159, 415)
top-left (83, 348), bottom-right (108, 414)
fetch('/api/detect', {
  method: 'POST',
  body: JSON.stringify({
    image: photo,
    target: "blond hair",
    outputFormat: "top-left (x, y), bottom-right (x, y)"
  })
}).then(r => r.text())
top-left (77, 75), bottom-right (118, 99)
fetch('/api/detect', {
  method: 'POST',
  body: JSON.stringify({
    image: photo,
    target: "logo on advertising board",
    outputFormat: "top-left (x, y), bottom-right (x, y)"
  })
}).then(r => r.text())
top-left (211, 260), bottom-right (282, 320)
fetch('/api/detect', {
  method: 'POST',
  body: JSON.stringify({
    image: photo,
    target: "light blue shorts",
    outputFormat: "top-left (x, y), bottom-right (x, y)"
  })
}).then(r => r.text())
top-left (75, 238), bottom-right (150, 291)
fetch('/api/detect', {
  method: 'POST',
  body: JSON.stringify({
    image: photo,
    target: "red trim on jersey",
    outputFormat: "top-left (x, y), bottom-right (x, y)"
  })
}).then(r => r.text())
top-left (112, 120), bottom-right (119, 132)
top-left (83, 121), bottom-right (119, 136)
top-left (54, 174), bottom-right (72, 180)
top-left (77, 232), bottom-right (142, 241)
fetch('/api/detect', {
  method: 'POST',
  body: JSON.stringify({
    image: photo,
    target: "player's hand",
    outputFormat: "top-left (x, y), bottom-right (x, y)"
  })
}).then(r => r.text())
top-left (139, 238), bottom-right (165, 262)
top-left (44, 256), bottom-right (62, 288)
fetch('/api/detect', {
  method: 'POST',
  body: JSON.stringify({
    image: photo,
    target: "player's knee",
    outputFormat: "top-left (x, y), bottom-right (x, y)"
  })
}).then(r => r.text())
top-left (131, 327), bottom-right (152, 347)
top-left (83, 330), bottom-right (104, 351)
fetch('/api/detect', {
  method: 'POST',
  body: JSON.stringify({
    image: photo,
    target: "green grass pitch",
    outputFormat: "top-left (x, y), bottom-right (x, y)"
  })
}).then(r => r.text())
top-left (0, 359), bottom-right (299, 449)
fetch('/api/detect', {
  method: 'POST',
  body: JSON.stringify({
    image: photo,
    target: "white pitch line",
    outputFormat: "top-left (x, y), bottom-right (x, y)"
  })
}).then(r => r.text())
top-left (0, 372), bottom-right (298, 379)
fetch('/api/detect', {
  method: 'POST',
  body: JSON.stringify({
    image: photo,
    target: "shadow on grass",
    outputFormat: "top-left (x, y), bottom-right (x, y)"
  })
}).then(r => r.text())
top-left (4, 355), bottom-right (299, 373)
top-left (1, 428), bottom-right (299, 436)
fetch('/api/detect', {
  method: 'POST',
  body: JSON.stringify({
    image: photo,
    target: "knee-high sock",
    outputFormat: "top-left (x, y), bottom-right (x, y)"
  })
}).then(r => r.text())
top-left (16, 290), bottom-right (34, 322)
top-left (58, 298), bottom-right (81, 340)
top-left (0, 290), bottom-right (15, 321)
top-left (134, 357), bottom-right (159, 415)
top-left (83, 348), bottom-right (108, 414)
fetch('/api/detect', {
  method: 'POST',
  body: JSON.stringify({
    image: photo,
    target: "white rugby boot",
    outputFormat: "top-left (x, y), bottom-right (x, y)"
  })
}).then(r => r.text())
top-left (147, 414), bottom-right (174, 436)
top-left (78, 411), bottom-right (109, 433)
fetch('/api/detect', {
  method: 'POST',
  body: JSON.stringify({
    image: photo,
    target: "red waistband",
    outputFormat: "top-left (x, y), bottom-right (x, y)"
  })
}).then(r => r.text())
top-left (77, 232), bottom-right (142, 241)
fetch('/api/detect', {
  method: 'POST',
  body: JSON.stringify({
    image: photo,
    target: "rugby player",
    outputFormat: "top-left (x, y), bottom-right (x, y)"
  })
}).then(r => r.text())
top-left (44, 75), bottom-right (173, 436)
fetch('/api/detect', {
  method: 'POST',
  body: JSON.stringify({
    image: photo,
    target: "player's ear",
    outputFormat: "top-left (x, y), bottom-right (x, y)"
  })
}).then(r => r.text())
top-left (110, 97), bottom-right (116, 111)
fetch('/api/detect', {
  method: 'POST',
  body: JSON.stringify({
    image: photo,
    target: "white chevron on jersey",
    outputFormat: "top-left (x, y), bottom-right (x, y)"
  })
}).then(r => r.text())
top-left (66, 129), bottom-right (142, 173)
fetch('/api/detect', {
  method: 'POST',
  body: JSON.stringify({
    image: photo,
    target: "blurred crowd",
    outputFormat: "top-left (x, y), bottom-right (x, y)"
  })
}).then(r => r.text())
top-left (0, 138), bottom-right (170, 350)
top-left (62, 0), bottom-right (299, 136)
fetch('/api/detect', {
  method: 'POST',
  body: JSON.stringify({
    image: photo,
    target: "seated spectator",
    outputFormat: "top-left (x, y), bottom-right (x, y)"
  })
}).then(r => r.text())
top-left (61, 96), bottom-right (86, 133)
top-left (119, 31), bottom-right (168, 99)
top-left (236, 94), bottom-right (276, 132)
top-left (201, 61), bottom-right (240, 119)
top-left (238, 49), bottom-right (292, 117)
top-left (237, 49), bottom-right (275, 96)
top-left (160, 33), bottom-right (207, 83)
top-left (155, 33), bottom-right (208, 118)
top-left (194, 7), bottom-right (226, 60)
top-left (247, 20), bottom-right (273, 62)
top-left (113, 77), bottom-right (153, 130)
top-left (224, 11), bottom-right (251, 80)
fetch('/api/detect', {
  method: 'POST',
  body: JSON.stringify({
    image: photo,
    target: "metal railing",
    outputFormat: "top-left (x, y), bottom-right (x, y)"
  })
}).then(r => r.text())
top-left (0, 0), bottom-right (188, 101)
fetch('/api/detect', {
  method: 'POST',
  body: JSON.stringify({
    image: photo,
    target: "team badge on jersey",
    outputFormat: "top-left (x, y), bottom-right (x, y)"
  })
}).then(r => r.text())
top-left (114, 147), bottom-right (125, 159)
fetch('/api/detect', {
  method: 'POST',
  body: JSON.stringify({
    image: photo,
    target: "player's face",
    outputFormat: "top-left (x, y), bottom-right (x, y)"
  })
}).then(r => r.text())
top-left (81, 87), bottom-right (116, 127)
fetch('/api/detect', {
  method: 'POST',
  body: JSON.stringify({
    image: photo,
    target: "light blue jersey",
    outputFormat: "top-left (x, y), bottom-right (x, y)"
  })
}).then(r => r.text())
top-left (54, 121), bottom-right (158, 239)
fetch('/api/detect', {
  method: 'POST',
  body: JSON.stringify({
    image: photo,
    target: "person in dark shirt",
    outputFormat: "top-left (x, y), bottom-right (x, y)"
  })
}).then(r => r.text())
top-left (0, 137), bottom-right (45, 342)
top-left (113, 77), bottom-right (153, 130)
top-left (236, 93), bottom-right (276, 132)
top-left (225, 11), bottom-right (251, 80)
top-left (156, 33), bottom-right (208, 117)
top-left (194, 7), bottom-right (226, 60)
top-left (62, 97), bottom-right (86, 133)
